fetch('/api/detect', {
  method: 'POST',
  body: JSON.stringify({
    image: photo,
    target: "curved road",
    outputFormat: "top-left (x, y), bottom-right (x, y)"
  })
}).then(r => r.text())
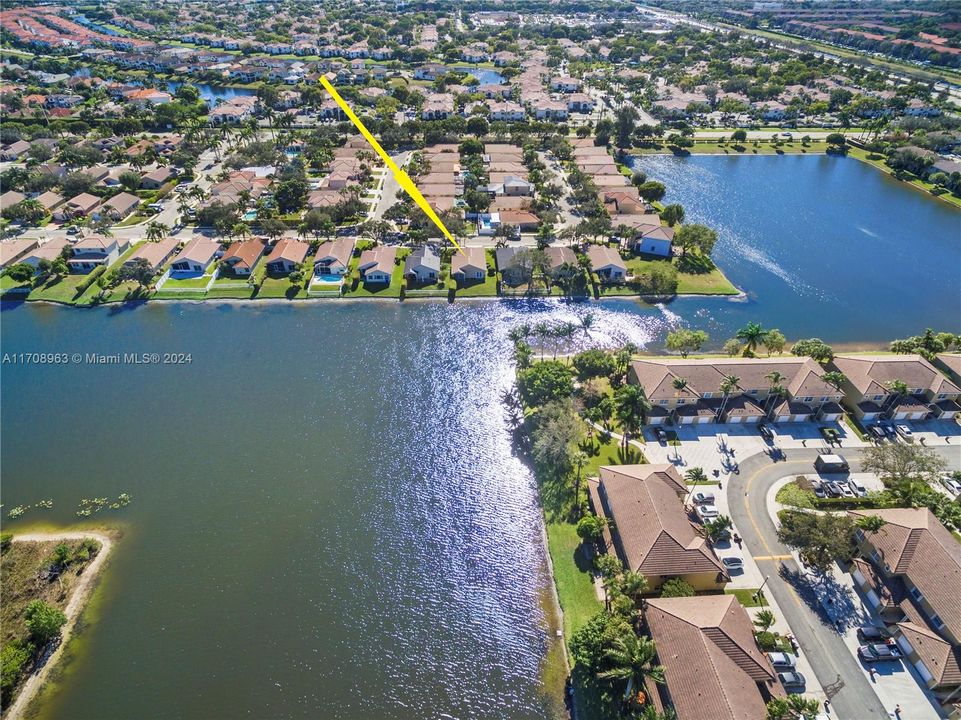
top-left (728, 446), bottom-right (960, 720)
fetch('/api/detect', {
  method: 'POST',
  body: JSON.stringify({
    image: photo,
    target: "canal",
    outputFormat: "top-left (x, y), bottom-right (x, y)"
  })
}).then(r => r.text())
top-left (1, 155), bottom-right (958, 719)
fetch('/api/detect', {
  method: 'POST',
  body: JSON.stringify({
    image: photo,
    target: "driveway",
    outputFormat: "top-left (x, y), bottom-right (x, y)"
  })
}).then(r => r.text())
top-left (370, 151), bottom-right (408, 221)
top-left (728, 446), bottom-right (960, 720)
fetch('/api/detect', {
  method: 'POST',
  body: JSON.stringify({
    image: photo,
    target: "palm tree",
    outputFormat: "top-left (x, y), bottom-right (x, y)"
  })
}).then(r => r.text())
top-left (684, 467), bottom-right (707, 483)
top-left (884, 378), bottom-right (909, 414)
top-left (572, 450), bottom-right (589, 517)
top-left (753, 609), bottom-right (776, 632)
top-left (819, 371), bottom-right (847, 412)
top-left (145, 221), bottom-right (170, 242)
top-left (718, 374), bottom-right (740, 420)
top-left (533, 322), bottom-right (550, 361)
top-left (615, 385), bottom-right (651, 444)
top-left (597, 632), bottom-right (666, 705)
top-left (580, 313), bottom-right (595, 336)
top-left (763, 371), bottom-right (786, 415)
top-left (735, 322), bottom-right (769, 356)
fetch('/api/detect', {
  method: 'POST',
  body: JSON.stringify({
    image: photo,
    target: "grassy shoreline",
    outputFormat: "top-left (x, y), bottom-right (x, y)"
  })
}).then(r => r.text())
top-left (1, 529), bottom-right (115, 720)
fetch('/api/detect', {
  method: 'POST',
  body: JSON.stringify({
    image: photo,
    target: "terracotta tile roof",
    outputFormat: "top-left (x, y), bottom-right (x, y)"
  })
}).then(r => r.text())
top-left (645, 595), bottom-right (781, 720)
top-left (220, 239), bottom-right (265, 270)
top-left (897, 622), bottom-right (961, 686)
top-left (833, 354), bottom-right (960, 397)
top-left (596, 464), bottom-right (725, 578)
top-left (851, 508), bottom-right (961, 639)
top-left (265, 238), bottom-right (309, 265)
top-left (630, 357), bottom-right (839, 402)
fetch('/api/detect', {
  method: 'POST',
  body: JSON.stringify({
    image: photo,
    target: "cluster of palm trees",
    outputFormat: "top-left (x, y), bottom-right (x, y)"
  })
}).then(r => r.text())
top-left (732, 322), bottom-right (785, 357)
top-left (507, 315), bottom-right (596, 360)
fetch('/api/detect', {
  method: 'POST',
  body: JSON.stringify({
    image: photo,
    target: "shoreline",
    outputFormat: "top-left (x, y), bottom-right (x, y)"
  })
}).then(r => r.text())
top-left (4, 530), bottom-right (115, 720)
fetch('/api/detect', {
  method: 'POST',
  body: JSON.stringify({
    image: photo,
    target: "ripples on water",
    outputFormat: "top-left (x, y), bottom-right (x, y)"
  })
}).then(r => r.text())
top-left (0, 301), bottom-right (668, 720)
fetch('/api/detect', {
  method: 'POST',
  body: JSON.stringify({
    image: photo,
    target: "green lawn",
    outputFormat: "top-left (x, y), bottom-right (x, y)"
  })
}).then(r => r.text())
top-left (453, 271), bottom-right (498, 298)
top-left (847, 147), bottom-right (961, 209)
top-left (207, 286), bottom-right (256, 299)
top-left (725, 588), bottom-right (766, 608)
top-left (579, 430), bottom-right (644, 480)
top-left (343, 251), bottom-right (408, 299)
top-left (633, 141), bottom-right (829, 156)
top-left (162, 270), bottom-right (215, 290)
top-left (256, 274), bottom-right (307, 299)
top-left (27, 272), bottom-right (96, 304)
top-left (546, 521), bottom-right (604, 644)
top-left (605, 256), bottom-right (740, 296)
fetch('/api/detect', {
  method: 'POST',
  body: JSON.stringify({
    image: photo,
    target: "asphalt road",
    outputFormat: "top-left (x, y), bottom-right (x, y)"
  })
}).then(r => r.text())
top-left (728, 446), bottom-right (960, 720)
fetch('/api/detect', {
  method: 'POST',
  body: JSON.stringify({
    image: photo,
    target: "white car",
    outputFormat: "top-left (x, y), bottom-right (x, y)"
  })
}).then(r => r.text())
top-left (942, 475), bottom-right (961, 497)
top-left (692, 491), bottom-right (716, 505)
top-left (896, 425), bottom-right (914, 441)
top-left (696, 504), bottom-right (719, 520)
top-left (848, 479), bottom-right (868, 497)
top-left (722, 556), bottom-right (743, 571)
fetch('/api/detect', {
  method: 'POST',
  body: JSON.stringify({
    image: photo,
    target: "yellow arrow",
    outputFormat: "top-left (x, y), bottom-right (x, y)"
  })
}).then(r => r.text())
top-left (319, 76), bottom-right (463, 253)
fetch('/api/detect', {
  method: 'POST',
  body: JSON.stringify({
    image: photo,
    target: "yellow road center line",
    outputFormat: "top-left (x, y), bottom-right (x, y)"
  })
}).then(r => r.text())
top-left (319, 76), bottom-right (464, 253)
top-left (754, 554), bottom-right (793, 561)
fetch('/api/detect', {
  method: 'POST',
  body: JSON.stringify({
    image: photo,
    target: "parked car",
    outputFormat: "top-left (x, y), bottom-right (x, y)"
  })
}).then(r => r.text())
top-left (692, 491), bottom-right (716, 505)
top-left (896, 425), bottom-right (914, 441)
top-left (722, 557), bottom-right (743, 571)
top-left (858, 643), bottom-right (901, 662)
top-left (758, 423), bottom-right (773, 441)
top-left (818, 426), bottom-right (840, 445)
top-left (857, 626), bottom-right (891, 643)
top-left (66, 226), bottom-right (80, 235)
top-left (848, 479), bottom-right (868, 497)
top-left (767, 652), bottom-right (797, 670)
top-left (778, 671), bottom-right (806, 690)
top-left (869, 425), bottom-right (886, 440)
top-left (653, 427), bottom-right (667, 443)
top-left (941, 475), bottom-right (961, 497)
top-left (880, 422), bottom-right (898, 439)
top-left (811, 480), bottom-right (826, 499)
top-left (695, 504), bottom-right (719, 521)
top-left (837, 483), bottom-right (855, 498)
top-left (825, 481), bottom-right (843, 498)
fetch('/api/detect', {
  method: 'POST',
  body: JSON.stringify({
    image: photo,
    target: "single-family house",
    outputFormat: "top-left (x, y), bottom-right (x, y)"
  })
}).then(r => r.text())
top-left (169, 238), bottom-right (220, 274)
top-left (140, 166), bottom-right (177, 190)
top-left (545, 246), bottom-right (578, 278)
top-left (0, 191), bottom-right (27, 210)
top-left (220, 239), bottom-right (266, 276)
top-left (495, 246), bottom-right (530, 286)
top-left (630, 224), bottom-right (674, 257)
top-left (450, 247), bottom-right (487, 283)
top-left (312, 238), bottom-right (353, 276)
top-left (403, 247), bottom-right (441, 284)
top-left (67, 235), bottom-right (128, 274)
top-left (357, 246), bottom-right (397, 284)
top-left (19, 237), bottom-right (70, 269)
top-left (264, 238), bottom-right (309, 275)
top-left (587, 245), bottom-right (626, 282)
top-left (124, 238), bottom-right (179, 273)
top-left (0, 238), bottom-right (39, 269)
top-left (587, 464), bottom-right (728, 591)
top-left (59, 193), bottom-right (101, 219)
top-left (96, 192), bottom-right (141, 221)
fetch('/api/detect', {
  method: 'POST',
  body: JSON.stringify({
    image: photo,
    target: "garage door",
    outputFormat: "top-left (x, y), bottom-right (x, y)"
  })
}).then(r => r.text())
top-left (746, 416), bottom-right (759, 423)
top-left (866, 590), bottom-right (880, 608)
top-left (897, 635), bottom-right (914, 655)
top-left (730, 416), bottom-right (742, 424)
top-left (893, 412), bottom-right (907, 420)
top-left (698, 416), bottom-right (712, 425)
top-left (915, 659), bottom-right (933, 684)
top-left (681, 416), bottom-right (694, 425)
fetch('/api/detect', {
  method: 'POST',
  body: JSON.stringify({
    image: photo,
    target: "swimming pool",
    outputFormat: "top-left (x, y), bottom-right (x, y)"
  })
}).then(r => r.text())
top-left (314, 273), bottom-right (342, 284)
top-left (242, 210), bottom-right (257, 221)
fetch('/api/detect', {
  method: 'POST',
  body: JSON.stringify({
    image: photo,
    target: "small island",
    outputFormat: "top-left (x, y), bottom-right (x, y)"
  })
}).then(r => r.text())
top-left (1, 531), bottom-right (113, 720)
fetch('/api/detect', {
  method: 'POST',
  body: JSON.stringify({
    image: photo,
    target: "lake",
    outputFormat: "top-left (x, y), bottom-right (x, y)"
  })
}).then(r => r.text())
top-left (455, 67), bottom-right (506, 85)
top-left (629, 154), bottom-right (961, 344)
top-left (1, 156), bottom-right (958, 719)
top-left (166, 81), bottom-right (258, 107)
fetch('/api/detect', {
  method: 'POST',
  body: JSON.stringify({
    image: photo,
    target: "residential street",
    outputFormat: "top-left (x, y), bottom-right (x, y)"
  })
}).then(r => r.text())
top-left (728, 446), bottom-right (961, 720)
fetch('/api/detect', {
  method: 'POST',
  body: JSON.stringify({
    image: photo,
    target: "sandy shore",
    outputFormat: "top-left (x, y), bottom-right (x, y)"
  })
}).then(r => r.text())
top-left (5, 531), bottom-right (114, 720)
